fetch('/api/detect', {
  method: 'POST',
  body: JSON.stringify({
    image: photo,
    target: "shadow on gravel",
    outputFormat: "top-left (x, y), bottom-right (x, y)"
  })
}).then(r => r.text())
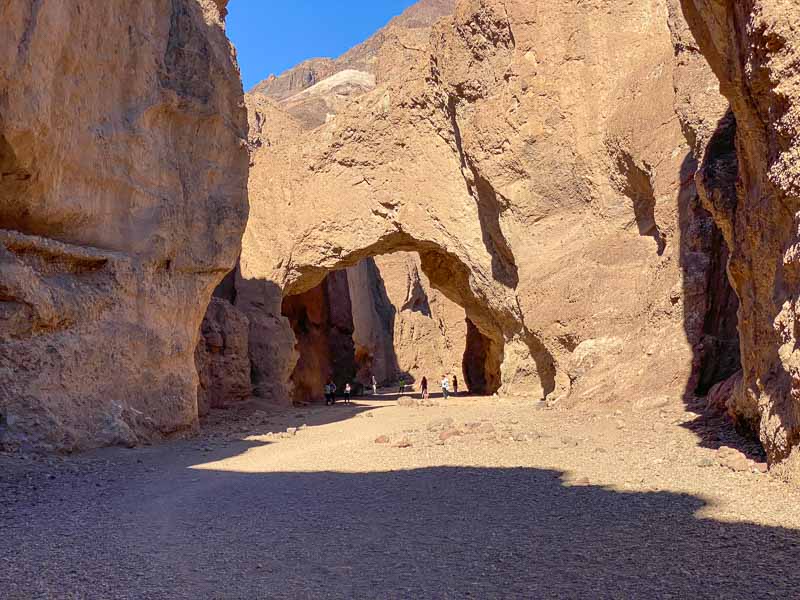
top-left (1, 461), bottom-right (798, 599)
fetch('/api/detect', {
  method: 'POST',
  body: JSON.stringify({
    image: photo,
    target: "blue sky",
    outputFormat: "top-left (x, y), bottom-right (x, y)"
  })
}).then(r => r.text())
top-left (227, 0), bottom-right (419, 91)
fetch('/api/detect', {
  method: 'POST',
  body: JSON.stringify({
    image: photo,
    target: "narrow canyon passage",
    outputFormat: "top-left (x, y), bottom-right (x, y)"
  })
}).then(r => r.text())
top-left (278, 252), bottom-right (500, 404)
top-left (2, 396), bottom-right (798, 599)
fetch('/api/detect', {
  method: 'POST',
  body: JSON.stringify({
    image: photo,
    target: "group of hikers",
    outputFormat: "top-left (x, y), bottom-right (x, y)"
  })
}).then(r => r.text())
top-left (417, 375), bottom-right (458, 399)
top-left (323, 380), bottom-right (352, 405)
top-left (323, 374), bottom-right (459, 405)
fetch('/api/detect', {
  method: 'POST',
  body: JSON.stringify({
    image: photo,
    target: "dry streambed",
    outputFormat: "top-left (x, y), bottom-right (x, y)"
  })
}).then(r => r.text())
top-left (1, 396), bottom-right (799, 599)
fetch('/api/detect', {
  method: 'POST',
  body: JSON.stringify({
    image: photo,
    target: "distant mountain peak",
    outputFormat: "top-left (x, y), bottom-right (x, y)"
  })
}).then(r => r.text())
top-left (249, 0), bottom-right (456, 128)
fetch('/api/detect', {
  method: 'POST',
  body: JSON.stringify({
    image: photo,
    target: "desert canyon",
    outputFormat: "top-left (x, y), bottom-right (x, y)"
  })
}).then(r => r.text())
top-left (2, 0), bottom-right (800, 596)
top-left (3, 0), bottom-right (800, 473)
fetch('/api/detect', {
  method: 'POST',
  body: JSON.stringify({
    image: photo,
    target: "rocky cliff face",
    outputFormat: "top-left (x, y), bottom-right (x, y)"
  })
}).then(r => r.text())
top-left (9, 0), bottom-right (800, 475)
top-left (676, 0), bottom-right (800, 473)
top-left (239, 0), bottom-right (740, 413)
top-left (347, 253), bottom-right (466, 388)
top-left (0, 0), bottom-right (248, 450)
top-left (195, 297), bottom-right (252, 416)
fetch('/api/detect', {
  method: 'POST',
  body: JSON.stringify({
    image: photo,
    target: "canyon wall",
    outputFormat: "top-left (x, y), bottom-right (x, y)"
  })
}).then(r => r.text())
top-left (677, 0), bottom-right (800, 472)
top-left (7, 0), bottom-right (800, 473)
top-left (348, 253), bottom-right (466, 389)
top-left (0, 0), bottom-right (248, 450)
top-left (238, 0), bottom-right (740, 414)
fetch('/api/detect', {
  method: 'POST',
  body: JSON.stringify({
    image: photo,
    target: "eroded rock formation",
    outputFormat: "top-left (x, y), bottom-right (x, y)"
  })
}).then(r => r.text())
top-left (0, 0), bottom-right (248, 450)
top-left (281, 270), bottom-right (356, 403)
top-left (195, 297), bottom-right (252, 416)
top-left (347, 253), bottom-right (466, 388)
top-left (677, 0), bottom-right (800, 471)
top-left (238, 0), bottom-right (740, 413)
top-left (10, 0), bottom-right (800, 474)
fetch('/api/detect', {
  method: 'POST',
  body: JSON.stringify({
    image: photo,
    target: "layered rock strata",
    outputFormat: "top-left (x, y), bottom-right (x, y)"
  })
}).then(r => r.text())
top-left (0, 0), bottom-right (248, 450)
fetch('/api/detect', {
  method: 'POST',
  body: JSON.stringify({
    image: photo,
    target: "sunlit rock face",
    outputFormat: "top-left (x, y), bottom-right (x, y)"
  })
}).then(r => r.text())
top-left (0, 0), bottom-right (248, 450)
top-left (238, 0), bottom-right (740, 414)
top-left (347, 253), bottom-right (467, 388)
top-left (677, 0), bottom-right (800, 472)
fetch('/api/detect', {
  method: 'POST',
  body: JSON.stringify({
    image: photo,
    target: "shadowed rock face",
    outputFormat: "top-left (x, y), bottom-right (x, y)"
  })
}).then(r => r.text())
top-left (281, 270), bottom-right (357, 403)
top-left (195, 297), bottom-right (252, 416)
top-left (0, 0), bottom-right (248, 450)
top-left (240, 0), bottom-right (740, 411)
top-left (677, 0), bottom-right (800, 471)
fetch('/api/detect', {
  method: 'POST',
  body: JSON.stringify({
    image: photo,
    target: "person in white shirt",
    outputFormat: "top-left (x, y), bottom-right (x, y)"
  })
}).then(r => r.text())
top-left (441, 375), bottom-right (450, 399)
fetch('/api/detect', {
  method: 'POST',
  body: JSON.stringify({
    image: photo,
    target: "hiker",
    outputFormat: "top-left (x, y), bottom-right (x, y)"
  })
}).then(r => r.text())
top-left (421, 376), bottom-right (429, 400)
top-left (344, 382), bottom-right (352, 404)
top-left (324, 380), bottom-right (333, 405)
top-left (330, 381), bottom-right (337, 405)
top-left (398, 376), bottom-right (406, 394)
top-left (441, 375), bottom-right (450, 399)
top-left (372, 375), bottom-right (378, 396)
top-left (453, 375), bottom-right (459, 396)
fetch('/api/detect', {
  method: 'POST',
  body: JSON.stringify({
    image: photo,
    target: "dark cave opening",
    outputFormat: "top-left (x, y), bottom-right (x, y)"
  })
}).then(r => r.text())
top-left (462, 318), bottom-right (497, 395)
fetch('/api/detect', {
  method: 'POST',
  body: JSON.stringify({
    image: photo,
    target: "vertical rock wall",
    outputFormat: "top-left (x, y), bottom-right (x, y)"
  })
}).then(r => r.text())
top-left (347, 253), bottom-right (466, 388)
top-left (281, 270), bottom-right (356, 403)
top-left (0, 0), bottom-right (248, 450)
top-left (678, 0), bottom-right (800, 470)
top-left (195, 297), bottom-right (252, 416)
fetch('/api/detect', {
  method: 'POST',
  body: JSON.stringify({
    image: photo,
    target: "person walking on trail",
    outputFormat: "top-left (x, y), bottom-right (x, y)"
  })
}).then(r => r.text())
top-left (344, 382), bottom-right (352, 404)
top-left (329, 381), bottom-right (337, 405)
top-left (452, 375), bottom-right (459, 396)
top-left (371, 375), bottom-right (378, 396)
top-left (398, 376), bottom-right (406, 394)
top-left (324, 381), bottom-right (332, 405)
top-left (421, 376), bottom-right (429, 400)
top-left (441, 375), bottom-right (450, 399)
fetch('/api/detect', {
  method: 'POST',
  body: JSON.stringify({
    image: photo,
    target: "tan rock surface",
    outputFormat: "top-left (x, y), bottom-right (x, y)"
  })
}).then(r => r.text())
top-left (239, 0), bottom-right (738, 413)
top-left (0, 0), bottom-right (248, 450)
top-left (677, 0), bottom-right (800, 467)
top-left (348, 252), bottom-right (466, 387)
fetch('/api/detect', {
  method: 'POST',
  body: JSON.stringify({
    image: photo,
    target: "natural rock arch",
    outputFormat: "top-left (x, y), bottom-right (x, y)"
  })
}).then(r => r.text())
top-left (231, 0), bottom-right (735, 414)
top-left (237, 225), bottom-right (558, 405)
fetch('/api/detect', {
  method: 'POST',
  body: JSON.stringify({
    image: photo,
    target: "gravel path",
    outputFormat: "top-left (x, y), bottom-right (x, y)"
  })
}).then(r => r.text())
top-left (2, 395), bottom-right (799, 599)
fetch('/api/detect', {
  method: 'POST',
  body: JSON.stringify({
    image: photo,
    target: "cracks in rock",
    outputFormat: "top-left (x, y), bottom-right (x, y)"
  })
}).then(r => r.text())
top-left (446, 96), bottom-right (520, 288)
top-left (612, 150), bottom-right (667, 255)
top-left (160, 0), bottom-right (213, 105)
top-left (16, 0), bottom-right (44, 66)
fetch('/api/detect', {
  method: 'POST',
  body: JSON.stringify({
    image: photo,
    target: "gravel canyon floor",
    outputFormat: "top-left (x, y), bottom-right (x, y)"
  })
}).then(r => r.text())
top-left (2, 396), bottom-right (799, 599)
